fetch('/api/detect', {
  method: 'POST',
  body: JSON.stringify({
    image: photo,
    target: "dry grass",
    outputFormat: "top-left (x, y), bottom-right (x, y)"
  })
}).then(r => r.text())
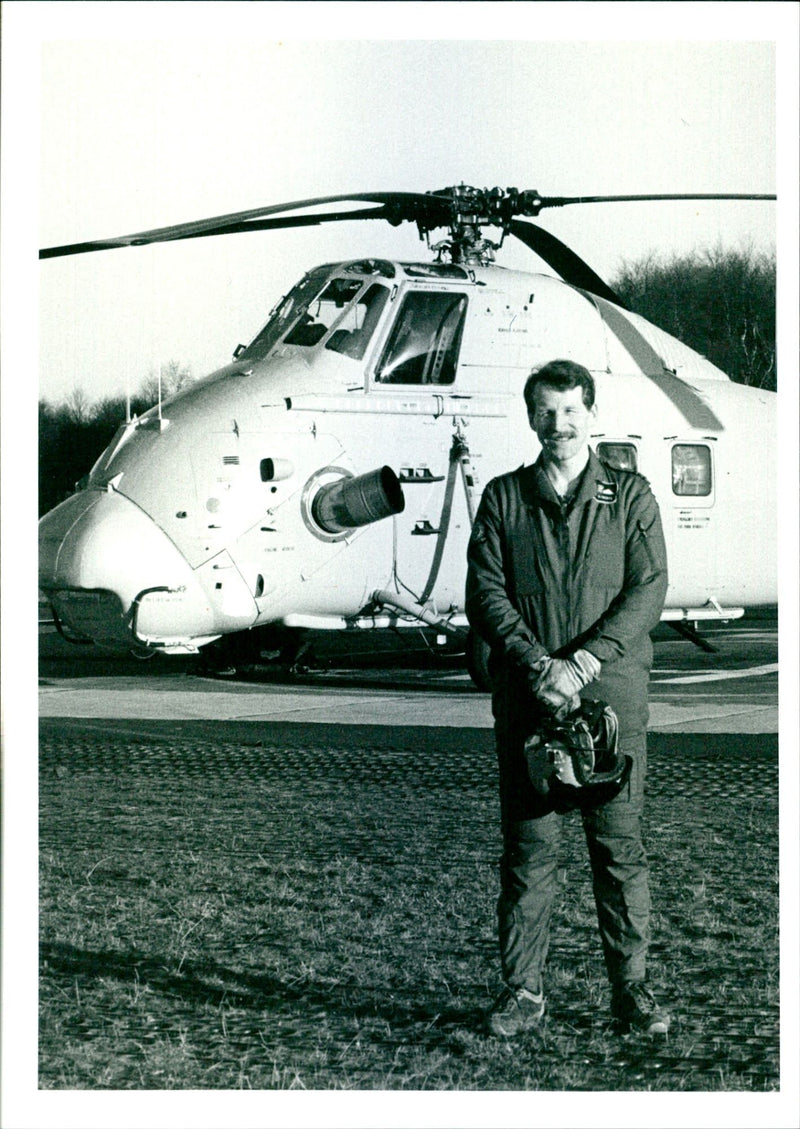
top-left (39, 723), bottom-right (778, 1090)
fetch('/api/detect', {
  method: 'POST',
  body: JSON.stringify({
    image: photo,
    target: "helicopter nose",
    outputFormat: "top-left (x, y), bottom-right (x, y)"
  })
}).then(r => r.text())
top-left (39, 489), bottom-right (218, 648)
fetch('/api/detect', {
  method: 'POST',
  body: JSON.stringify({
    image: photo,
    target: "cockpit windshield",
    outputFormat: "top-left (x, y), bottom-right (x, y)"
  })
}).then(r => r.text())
top-left (239, 268), bottom-right (332, 360)
top-left (239, 270), bottom-right (389, 362)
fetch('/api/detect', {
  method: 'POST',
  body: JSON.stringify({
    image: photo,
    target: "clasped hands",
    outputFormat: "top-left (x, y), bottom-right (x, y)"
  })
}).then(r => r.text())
top-left (528, 649), bottom-right (601, 719)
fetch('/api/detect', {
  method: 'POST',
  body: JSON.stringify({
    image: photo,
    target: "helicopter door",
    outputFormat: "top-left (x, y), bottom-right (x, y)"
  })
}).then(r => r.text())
top-left (373, 291), bottom-right (466, 385)
top-left (670, 441), bottom-right (718, 592)
top-left (371, 290), bottom-right (471, 608)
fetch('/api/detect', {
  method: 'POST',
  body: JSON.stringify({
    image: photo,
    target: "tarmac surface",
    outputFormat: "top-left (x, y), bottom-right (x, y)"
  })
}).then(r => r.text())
top-left (39, 612), bottom-right (778, 736)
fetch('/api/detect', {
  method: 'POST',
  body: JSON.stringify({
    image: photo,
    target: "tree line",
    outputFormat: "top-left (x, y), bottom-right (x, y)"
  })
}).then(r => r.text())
top-left (38, 247), bottom-right (776, 516)
top-left (612, 244), bottom-right (775, 391)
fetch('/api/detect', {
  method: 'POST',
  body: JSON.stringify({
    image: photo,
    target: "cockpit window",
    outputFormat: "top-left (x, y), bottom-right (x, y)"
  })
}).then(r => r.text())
top-left (324, 283), bottom-right (389, 361)
top-left (374, 291), bottom-right (467, 384)
top-left (284, 278), bottom-right (363, 347)
top-left (240, 268), bottom-right (331, 360)
top-left (401, 263), bottom-right (470, 280)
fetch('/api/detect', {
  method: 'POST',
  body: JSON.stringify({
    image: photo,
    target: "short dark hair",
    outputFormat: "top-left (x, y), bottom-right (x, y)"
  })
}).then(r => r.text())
top-left (524, 359), bottom-right (596, 412)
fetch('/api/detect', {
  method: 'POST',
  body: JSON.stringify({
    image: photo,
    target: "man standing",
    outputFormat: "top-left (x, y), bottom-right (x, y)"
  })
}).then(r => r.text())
top-left (465, 359), bottom-right (670, 1037)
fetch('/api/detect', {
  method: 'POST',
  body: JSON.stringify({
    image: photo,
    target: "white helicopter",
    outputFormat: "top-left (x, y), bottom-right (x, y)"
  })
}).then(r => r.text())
top-left (38, 185), bottom-right (777, 685)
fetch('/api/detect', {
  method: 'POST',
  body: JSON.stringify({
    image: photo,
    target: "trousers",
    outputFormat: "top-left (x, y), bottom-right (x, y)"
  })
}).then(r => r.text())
top-left (495, 721), bottom-right (651, 992)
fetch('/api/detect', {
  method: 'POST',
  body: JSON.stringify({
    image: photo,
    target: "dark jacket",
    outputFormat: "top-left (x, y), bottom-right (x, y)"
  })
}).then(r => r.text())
top-left (465, 449), bottom-right (668, 737)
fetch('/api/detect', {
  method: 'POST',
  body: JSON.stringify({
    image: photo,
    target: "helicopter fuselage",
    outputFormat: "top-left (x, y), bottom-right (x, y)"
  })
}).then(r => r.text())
top-left (39, 258), bottom-right (777, 656)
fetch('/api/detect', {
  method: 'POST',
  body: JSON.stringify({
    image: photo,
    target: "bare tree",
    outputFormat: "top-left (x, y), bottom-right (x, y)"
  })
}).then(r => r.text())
top-left (136, 360), bottom-right (194, 407)
top-left (64, 386), bottom-right (92, 424)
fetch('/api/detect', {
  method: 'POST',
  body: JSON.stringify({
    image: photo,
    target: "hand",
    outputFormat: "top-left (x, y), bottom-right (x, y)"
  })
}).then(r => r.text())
top-left (526, 656), bottom-right (552, 697)
top-left (535, 659), bottom-right (583, 711)
top-left (528, 658), bottom-right (571, 715)
top-left (552, 693), bottom-right (581, 720)
top-left (534, 650), bottom-right (601, 713)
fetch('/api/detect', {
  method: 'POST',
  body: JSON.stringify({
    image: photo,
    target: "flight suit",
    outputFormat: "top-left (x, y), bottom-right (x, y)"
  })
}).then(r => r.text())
top-left (465, 449), bottom-right (668, 992)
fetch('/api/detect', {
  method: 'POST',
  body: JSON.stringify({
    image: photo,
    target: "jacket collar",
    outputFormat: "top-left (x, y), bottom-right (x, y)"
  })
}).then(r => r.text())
top-left (520, 447), bottom-right (609, 509)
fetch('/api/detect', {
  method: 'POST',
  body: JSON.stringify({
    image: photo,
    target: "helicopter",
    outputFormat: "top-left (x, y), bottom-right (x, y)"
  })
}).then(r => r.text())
top-left (38, 185), bottom-right (777, 686)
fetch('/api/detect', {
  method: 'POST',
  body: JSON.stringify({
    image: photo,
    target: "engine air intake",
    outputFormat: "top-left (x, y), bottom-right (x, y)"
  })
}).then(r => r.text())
top-left (307, 466), bottom-right (405, 539)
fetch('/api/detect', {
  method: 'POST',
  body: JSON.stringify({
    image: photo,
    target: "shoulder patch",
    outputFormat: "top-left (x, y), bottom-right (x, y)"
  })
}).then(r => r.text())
top-left (595, 480), bottom-right (618, 504)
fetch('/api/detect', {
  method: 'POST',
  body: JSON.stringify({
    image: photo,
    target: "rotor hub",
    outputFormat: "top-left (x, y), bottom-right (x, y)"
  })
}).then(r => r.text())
top-left (419, 185), bottom-right (545, 264)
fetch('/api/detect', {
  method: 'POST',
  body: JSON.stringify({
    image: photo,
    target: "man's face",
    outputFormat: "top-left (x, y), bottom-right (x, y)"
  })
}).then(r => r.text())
top-left (528, 382), bottom-right (597, 463)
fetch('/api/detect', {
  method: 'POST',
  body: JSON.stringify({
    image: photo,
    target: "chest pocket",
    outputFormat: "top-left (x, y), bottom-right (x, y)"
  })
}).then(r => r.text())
top-left (583, 514), bottom-right (625, 588)
top-left (507, 511), bottom-right (546, 597)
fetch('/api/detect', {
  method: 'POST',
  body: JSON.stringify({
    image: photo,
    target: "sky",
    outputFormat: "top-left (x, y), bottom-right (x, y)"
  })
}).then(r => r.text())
top-left (19, 6), bottom-right (791, 406)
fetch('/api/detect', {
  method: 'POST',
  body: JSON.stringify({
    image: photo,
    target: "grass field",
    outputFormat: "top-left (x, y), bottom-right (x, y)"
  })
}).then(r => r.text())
top-left (39, 721), bottom-right (779, 1091)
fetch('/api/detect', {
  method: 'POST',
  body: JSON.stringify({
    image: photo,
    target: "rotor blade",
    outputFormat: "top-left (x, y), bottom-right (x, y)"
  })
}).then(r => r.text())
top-left (40, 206), bottom-right (393, 258)
top-left (536, 192), bottom-right (776, 210)
top-left (509, 219), bottom-right (628, 308)
top-left (39, 191), bottom-right (449, 259)
top-left (177, 206), bottom-right (393, 240)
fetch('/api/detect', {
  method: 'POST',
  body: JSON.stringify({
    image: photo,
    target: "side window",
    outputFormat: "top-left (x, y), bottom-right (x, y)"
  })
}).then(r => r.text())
top-left (325, 283), bottom-right (389, 361)
top-left (672, 444), bottom-right (712, 496)
top-left (374, 292), bottom-right (467, 384)
top-left (597, 442), bottom-right (638, 472)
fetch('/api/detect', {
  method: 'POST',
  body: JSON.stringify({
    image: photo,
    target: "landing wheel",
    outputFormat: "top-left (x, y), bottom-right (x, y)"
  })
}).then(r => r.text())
top-left (465, 629), bottom-right (492, 691)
